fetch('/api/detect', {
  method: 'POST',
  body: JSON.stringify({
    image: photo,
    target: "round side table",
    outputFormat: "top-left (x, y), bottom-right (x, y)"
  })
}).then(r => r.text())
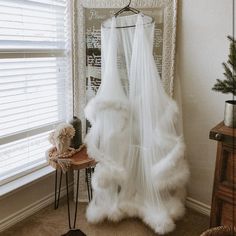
top-left (49, 145), bottom-right (96, 236)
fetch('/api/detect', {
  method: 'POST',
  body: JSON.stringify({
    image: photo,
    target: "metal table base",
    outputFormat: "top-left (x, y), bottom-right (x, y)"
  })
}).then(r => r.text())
top-left (54, 168), bottom-right (93, 236)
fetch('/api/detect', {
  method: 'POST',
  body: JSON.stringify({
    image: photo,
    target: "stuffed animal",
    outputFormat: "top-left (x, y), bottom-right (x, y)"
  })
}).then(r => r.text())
top-left (49, 123), bottom-right (75, 154)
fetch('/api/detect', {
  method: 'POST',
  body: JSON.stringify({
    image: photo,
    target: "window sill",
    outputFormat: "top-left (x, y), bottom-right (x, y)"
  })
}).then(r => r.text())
top-left (0, 165), bottom-right (55, 199)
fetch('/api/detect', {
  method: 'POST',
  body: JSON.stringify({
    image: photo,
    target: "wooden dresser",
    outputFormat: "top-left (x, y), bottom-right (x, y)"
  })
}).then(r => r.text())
top-left (209, 122), bottom-right (235, 227)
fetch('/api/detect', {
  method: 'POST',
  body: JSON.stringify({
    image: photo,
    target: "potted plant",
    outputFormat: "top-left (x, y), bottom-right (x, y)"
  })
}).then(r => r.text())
top-left (212, 36), bottom-right (236, 128)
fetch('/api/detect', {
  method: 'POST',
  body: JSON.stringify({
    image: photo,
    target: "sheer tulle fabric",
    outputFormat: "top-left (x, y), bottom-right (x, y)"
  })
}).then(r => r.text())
top-left (84, 14), bottom-right (189, 235)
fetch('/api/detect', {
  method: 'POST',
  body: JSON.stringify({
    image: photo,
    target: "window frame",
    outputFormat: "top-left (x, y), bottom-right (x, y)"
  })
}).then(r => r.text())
top-left (0, 0), bottom-right (73, 186)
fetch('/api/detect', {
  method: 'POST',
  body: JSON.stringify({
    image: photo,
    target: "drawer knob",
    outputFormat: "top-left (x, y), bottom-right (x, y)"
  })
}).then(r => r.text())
top-left (215, 133), bottom-right (222, 141)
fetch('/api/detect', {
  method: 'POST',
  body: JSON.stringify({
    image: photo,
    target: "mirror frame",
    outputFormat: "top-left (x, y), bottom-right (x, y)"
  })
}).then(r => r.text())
top-left (73, 0), bottom-right (178, 137)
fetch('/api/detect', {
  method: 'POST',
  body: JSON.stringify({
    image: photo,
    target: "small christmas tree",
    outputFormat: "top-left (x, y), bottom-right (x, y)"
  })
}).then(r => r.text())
top-left (212, 36), bottom-right (236, 96)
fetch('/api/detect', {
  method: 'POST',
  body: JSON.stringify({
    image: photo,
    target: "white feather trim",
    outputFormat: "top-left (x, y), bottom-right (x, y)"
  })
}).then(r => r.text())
top-left (86, 199), bottom-right (107, 223)
top-left (92, 164), bottom-right (127, 189)
top-left (85, 97), bottom-right (129, 125)
top-left (143, 207), bottom-right (176, 235)
top-left (151, 137), bottom-right (189, 190)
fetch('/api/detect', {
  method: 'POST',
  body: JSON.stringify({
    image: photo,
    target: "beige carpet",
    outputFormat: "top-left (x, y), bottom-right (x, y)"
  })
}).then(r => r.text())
top-left (1, 198), bottom-right (209, 236)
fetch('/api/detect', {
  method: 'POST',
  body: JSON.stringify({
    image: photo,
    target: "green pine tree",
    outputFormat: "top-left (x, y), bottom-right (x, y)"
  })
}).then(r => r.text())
top-left (212, 36), bottom-right (236, 96)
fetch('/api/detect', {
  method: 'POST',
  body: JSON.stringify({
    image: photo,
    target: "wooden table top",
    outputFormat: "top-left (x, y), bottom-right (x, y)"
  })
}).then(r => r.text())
top-left (49, 146), bottom-right (96, 170)
top-left (209, 121), bottom-right (236, 145)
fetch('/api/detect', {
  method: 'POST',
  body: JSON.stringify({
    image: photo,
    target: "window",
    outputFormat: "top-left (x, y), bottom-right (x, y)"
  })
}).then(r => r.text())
top-left (0, 0), bottom-right (73, 185)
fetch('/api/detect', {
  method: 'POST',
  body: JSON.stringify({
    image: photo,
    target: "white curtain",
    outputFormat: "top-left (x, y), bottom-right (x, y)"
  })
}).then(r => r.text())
top-left (84, 14), bottom-right (189, 235)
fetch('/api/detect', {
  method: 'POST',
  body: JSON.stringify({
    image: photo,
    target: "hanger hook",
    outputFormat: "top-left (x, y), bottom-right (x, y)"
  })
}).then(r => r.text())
top-left (127, 0), bottom-right (131, 7)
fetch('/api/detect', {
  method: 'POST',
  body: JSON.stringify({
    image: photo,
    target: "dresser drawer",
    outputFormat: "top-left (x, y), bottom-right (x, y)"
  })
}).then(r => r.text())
top-left (220, 201), bottom-right (235, 226)
top-left (209, 122), bottom-right (236, 228)
top-left (220, 145), bottom-right (236, 188)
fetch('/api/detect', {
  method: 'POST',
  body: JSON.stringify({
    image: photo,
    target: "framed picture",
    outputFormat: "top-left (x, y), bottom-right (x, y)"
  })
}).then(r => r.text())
top-left (74, 0), bottom-right (178, 137)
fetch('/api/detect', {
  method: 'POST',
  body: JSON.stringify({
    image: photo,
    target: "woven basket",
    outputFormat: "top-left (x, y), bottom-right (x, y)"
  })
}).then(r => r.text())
top-left (200, 226), bottom-right (236, 236)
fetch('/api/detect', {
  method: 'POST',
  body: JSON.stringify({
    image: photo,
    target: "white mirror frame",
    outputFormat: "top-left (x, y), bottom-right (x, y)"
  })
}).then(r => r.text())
top-left (73, 0), bottom-right (178, 138)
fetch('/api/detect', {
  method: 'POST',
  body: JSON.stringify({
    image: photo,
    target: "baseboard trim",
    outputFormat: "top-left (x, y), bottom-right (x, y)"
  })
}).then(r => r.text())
top-left (0, 182), bottom-right (73, 233)
top-left (186, 197), bottom-right (211, 216)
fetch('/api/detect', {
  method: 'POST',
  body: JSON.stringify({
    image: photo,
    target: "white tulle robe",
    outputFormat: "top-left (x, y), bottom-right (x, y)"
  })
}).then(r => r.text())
top-left (84, 14), bottom-right (189, 235)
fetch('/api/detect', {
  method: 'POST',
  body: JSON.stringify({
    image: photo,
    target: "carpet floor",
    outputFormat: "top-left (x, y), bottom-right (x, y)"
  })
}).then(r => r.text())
top-left (1, 199), bottom-right (209, 236)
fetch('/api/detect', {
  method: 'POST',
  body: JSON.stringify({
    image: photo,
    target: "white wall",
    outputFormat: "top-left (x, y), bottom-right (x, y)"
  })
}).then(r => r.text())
top-left (0, 171), bottom-right (73, 232)
top-left (177, 0), bottom-right (233, 205)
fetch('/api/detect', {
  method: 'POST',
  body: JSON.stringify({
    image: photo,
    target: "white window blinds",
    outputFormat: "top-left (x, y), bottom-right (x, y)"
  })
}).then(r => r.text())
top-left (0, 0), bottom-right (72, 185)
